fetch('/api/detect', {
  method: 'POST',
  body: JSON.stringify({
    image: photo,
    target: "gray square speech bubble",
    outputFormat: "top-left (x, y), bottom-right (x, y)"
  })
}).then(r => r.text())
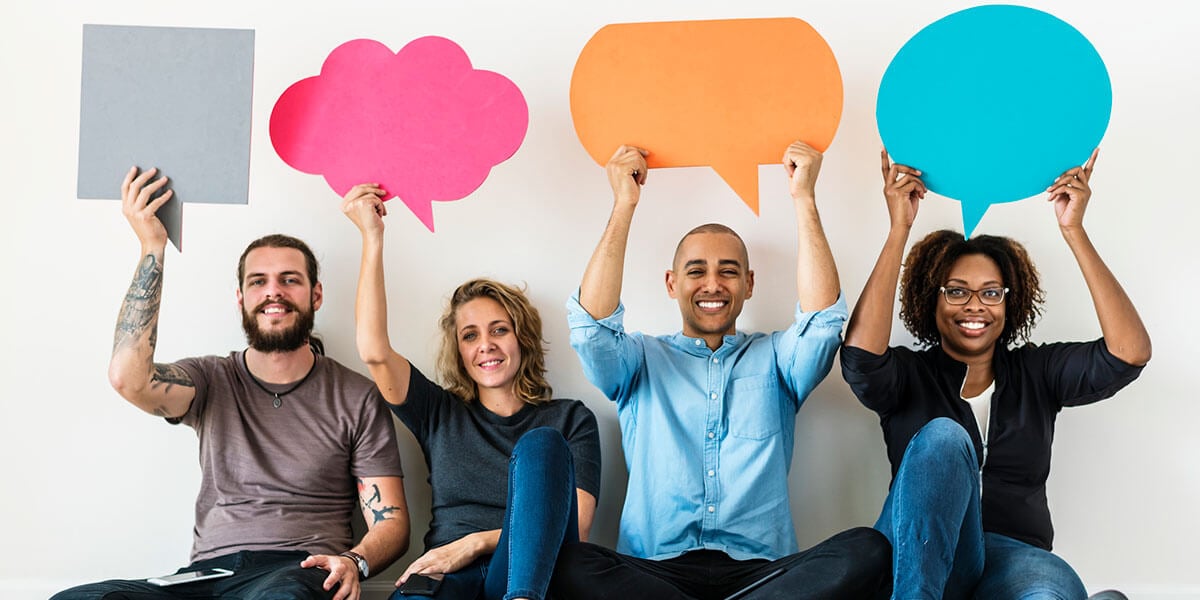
top-left (78, 24), bottom-right (255, 251)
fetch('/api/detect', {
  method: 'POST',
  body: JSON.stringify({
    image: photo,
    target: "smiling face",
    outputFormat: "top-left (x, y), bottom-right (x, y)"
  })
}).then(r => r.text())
top-left (455, 296), bottom-right (522, 399)
top-left (237, 246), bottom-right (322, 353)
top-left (666, 231), bottom-right (755, 350)
top-left (937, 253), bottom-right (1005, 364)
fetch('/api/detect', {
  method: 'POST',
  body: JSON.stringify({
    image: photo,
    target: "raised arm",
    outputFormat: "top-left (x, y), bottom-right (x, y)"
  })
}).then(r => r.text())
top-left (782, 141), bottom-right (842, 311)
top-left (342, 184), bottom-right (414, 406)
top-left (578, 145), bottom-right (648, 319)
top-left (107, 167), bottom-right (196, 418)
top-left (844, 150), bottom-right (927, 354)
top-left (1047, 149), bottom-right (1151, 365)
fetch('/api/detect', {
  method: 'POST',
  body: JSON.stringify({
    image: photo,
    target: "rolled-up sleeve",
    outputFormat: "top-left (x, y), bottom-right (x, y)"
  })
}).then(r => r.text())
top-left (840, 344), bottom-right (905, 414)
top-left (566, 291), bottom-right (645, 405)
top-left (772, 293), bottom-right (848, 410)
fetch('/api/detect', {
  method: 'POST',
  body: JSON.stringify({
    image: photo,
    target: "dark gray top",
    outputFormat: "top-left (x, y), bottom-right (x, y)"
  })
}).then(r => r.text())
top-left (394, 365), bottom-right (600, 551)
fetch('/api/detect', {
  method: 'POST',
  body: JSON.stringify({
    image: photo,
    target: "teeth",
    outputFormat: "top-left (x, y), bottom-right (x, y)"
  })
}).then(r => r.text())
top-left (960, 322), bottom-right (985, 330)
top-left (480, 359), bottom-right (501, 367)
top-left (698, 301), bottom-right (725, 309)
top-left (264, 307), bottom-right (286, 314)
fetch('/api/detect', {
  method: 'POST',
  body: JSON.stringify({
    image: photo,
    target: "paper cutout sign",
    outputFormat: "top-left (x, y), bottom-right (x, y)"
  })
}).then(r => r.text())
top-left (270, 37), bottom-right (528, 232)
top-left (78, 24), bottom-right (256, 251)
top-left (570, 18), bottom-right (843, 214)
top-left (877, 5), bottom-right (1111, 236)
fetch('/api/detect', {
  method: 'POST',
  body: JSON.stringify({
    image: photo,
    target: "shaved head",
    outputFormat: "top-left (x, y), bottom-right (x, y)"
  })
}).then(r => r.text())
top-left (673, 223), bottom-right (749, 271)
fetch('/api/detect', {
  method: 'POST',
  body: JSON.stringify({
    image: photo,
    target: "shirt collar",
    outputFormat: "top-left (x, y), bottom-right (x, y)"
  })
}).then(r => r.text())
top-left (669, 331), bottom-right (745, 356)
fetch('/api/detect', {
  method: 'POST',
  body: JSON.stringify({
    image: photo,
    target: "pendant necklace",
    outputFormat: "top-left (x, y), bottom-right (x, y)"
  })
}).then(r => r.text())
top-left (243, 350), bottom-right (317, 408)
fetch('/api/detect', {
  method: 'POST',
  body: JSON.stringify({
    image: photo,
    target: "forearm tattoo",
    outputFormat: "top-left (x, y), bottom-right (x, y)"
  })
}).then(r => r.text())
top-left (113, 254), bottom-right (163, 354)
top-left (359, 479), bottom-right (401, 524)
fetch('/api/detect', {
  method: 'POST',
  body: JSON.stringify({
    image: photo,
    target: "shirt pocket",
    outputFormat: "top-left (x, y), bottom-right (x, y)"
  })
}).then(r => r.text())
top-left (727, 374), bottom-right (782, 440)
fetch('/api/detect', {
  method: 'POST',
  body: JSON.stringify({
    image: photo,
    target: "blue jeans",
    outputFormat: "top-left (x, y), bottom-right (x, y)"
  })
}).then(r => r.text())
top-left (876, 418), bottom-right (1087, 600)
top-left (393, 427), bottom-right (580, 600)
top-left (49, 550), bottom-right (333, 599)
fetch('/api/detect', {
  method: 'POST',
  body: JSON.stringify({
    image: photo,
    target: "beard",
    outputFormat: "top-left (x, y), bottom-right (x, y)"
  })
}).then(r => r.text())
top-left (241, 297), bottom-right (315, 353)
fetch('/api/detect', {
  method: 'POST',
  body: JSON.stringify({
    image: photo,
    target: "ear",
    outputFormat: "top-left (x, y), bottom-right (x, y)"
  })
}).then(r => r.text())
top-left (236, 287), bottom-right (245, 310)
top-left (665, 269), bottom-right (678, 298)
top-left (745, 269), bottom-right (755, 299)
top-left (311, 281), bottom-right (324, 311)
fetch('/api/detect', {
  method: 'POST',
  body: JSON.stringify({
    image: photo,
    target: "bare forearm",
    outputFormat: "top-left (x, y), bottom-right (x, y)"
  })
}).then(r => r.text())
top-left (1062, 226), bottom-right (1151, 365)
top-left (354, 232), bottom-right (393, 364)
top-left (579, 202), bottom-right (636, 318)
top-left (353, 518), bottom-right (410, 576)
top-left (846, 226), bottom-right (910, 354)
top-left (793, 195), bottom-right (840, 311)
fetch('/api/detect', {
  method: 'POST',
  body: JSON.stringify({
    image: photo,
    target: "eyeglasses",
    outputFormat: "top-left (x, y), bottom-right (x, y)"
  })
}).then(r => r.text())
top-left (939, 286), bottom-right (1009, 306)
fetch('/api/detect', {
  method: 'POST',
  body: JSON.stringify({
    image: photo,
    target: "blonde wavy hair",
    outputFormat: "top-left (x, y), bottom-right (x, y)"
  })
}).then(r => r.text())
top-left (436, 278), bottom-right (552, 405)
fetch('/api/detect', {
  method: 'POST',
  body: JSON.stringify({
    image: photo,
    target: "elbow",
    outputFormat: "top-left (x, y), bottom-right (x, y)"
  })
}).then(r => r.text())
top-left (355, 340), bottom-right (392, 366)
top-left (1111, 337), bottom-right (1152, 367)
top-left (107, 364), bottom-right (143, 402)
top-left (1131, 341), bottom-right (1152, 367)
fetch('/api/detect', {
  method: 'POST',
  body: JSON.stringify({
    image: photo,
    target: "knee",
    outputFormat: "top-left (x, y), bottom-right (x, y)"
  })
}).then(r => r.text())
top-left (908, 418), bottom-right (974, 462)
top-left (843, 526), bottom-right (892, 573)
top-left (514, 427), bottom-right (570, 463)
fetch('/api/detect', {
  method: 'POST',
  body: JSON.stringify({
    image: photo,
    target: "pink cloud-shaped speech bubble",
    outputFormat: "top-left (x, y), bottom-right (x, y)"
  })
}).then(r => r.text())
top-left (270, 37), bottom-right (528, 231)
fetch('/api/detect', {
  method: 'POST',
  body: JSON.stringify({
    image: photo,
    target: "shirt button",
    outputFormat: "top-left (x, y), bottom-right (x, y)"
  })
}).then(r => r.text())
top-left (710, 392), bottom-right (717, 400)
top-left (707, 470), bottom-right (715, 477)
top-left (712, 358), bottom-right (719, 364)
top-left (708, 506), bottom-right (715, 513)
top-left (695, 339), bottom-right (703, 346)
top-left (707, 431), bottom-right (715, 439)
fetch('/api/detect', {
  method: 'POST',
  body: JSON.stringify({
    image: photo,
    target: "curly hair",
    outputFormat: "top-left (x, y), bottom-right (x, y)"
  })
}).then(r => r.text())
top-left (436, 278), bottom-right (552, 405)
top-left (899, 230), bottom-right (1045, 348)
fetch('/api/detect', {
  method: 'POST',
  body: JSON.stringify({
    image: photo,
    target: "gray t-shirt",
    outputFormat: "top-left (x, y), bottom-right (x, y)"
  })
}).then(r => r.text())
top-left (395, 365), bottom-right (600, 551)
top-left (176, 351), bottom-right (404, 562)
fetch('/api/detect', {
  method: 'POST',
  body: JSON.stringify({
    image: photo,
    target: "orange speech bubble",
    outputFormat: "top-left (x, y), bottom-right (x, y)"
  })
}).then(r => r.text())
top-left (570, 18), bottom-right (843, 214)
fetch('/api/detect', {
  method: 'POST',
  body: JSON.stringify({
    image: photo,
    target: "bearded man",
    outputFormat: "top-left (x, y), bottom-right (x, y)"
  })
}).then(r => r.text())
top-left (52, 167), bottom-right (409, 600)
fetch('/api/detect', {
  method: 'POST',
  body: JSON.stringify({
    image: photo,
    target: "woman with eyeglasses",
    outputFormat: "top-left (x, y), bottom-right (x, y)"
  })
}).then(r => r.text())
top-left (840, 149), bottom-right (1151, 599)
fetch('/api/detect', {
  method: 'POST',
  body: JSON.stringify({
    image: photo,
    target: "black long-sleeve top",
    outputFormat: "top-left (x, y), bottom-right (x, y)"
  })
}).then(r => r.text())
top-left (841, 338), bottom-right (1143, 550)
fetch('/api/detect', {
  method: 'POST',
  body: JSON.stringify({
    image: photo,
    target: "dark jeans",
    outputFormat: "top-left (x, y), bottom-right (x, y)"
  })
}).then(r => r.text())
top-left (50, 550), bottom-right (334, 599)
top-left (393, 427), bottom-right (580, 600)
top-left (549, 527), bottom-right (891, 600)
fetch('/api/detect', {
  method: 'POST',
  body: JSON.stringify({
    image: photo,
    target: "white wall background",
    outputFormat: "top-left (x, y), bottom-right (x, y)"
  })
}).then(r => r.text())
top-left (2, 1), bottom-right (1195, 598)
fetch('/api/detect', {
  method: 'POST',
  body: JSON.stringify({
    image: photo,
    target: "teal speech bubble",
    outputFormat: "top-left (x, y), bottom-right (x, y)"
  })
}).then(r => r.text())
top-left (877, 5), bottom-right (1111, 236)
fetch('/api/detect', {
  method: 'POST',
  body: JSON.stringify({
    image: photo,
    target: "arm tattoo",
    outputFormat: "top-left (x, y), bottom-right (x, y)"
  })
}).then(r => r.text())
top-left (151, 363), bottom-right (194, 392)
top-left (359, 480), bottom-right (400, 524)
top-left (112, 254), bottom-right (164, 354)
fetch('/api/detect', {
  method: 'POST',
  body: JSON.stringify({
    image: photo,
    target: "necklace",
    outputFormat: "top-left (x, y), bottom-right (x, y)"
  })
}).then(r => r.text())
top-left (242, 349), bottom-right (317, 408)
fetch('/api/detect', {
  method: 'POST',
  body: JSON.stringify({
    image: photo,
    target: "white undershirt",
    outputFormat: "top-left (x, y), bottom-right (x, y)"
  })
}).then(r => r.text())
top-left (961, 380), bottom-right (995, 446)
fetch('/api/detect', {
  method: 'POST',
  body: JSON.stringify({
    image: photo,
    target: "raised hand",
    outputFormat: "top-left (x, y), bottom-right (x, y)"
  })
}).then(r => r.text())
top-left (880, 149), bottom-right (926, 230)
top-left (1047, 148), bottom-right (1098, 231)
top-left (341, 183), bottom-right (388, 236)
top-left (121, 166), bottom-right (172, 250)
top-left (606, 145), bottom-right (649, 206)
top-left (783, 141), bottom-right (823, 200)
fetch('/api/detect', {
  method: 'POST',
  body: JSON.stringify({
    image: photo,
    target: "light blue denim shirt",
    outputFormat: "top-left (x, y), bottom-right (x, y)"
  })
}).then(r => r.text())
top-left (566, 291), bottom-right (848, 561)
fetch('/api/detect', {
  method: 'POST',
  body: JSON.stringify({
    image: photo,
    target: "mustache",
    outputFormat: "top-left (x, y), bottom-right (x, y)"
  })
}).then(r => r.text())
top-left (253, 298), bottom-right (300, 313)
